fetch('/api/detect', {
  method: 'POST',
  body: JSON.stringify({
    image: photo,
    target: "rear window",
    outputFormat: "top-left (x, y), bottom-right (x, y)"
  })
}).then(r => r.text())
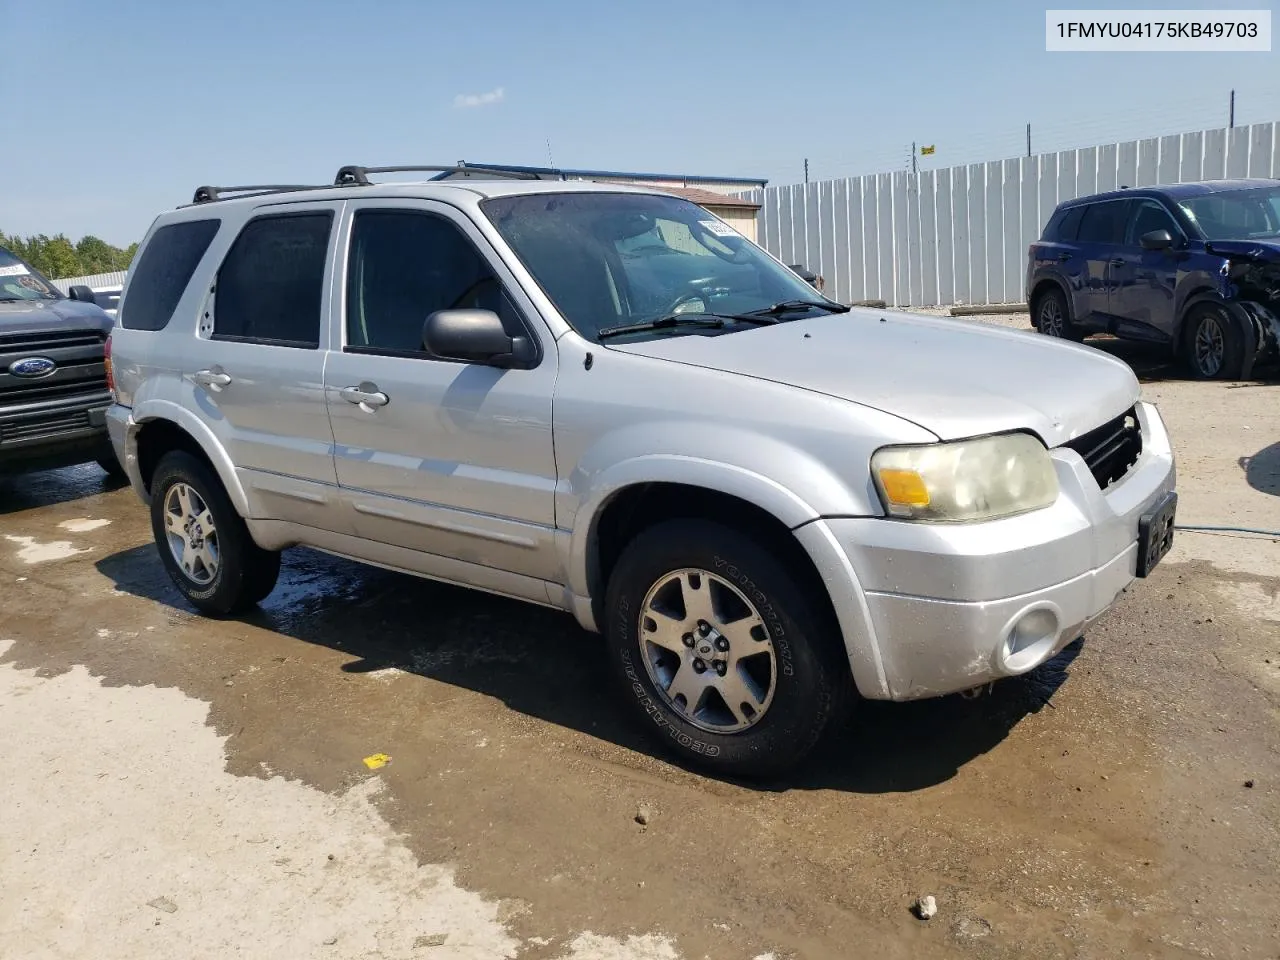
top-left (121, 219), bottom-right (220, 330)
top-left (1076, 201), bottom-right (1128, 244)
top-left (212, 212), bottom-right (332, 348)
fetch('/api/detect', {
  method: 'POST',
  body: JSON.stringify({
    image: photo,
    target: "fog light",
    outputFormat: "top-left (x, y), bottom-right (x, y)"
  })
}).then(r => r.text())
top-left (1003, 607), bottom-right (1060, 673)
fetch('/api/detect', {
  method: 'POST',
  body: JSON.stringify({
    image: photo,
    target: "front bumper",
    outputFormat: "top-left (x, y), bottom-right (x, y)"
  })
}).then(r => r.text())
top-left (0, 396), bottom-right (113, 475)
top-left (800, 401), bottom-right (1176, 701)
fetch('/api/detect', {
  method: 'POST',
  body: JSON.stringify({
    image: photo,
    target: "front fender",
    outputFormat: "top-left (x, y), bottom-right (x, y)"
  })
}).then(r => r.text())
top-left (129, 398), bottom-right (251, 517)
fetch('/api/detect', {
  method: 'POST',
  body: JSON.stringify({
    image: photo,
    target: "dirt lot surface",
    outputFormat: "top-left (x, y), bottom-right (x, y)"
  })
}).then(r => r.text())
top-left (2, 317), bottom-right (1278, 959)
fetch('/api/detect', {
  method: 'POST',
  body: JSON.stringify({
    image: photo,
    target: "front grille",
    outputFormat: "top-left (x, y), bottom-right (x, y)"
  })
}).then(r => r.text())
top-left (0, 328), bottom-right (108, 407)
top-left (0, 409), bottom-right (92, 444)
top-left (1064, 408), bottom-right (1142, 490)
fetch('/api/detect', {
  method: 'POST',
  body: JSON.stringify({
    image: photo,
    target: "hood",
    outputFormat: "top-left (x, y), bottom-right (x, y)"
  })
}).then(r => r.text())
top-left (609, 309), bottom-right (1140, 447)
top-left (0, 298), bottom-right (113, 338)
top-left (1206, 239), bottom-right (1280, 263)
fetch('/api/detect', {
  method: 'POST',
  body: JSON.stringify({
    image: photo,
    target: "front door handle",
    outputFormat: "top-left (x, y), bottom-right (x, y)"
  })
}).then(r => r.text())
top-left (1056, 252), bottom-right (1072, 262)
top-left (193, 368), bottom-right (232, 389)
top-left (1110, 258), bottom-right (1125, 267)
top-left (340, 383), bottom-right (390, 410)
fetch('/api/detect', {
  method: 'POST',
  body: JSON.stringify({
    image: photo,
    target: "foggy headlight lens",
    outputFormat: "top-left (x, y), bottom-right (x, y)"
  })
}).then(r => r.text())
top-left (872, 433), bottom-right (1059, 522)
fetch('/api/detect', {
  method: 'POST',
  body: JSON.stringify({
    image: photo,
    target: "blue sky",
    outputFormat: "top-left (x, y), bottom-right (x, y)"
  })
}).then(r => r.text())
top-left (3, 0), bottom-right (1277, 245)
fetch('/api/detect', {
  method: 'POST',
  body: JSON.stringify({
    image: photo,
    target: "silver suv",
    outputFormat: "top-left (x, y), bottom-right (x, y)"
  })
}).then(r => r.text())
top-left (107, 165), bottom-right (1178, 777)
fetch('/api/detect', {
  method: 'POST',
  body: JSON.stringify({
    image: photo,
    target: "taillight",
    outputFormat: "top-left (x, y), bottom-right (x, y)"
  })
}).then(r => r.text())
top-left (104, 333), bottom-right (115, 396)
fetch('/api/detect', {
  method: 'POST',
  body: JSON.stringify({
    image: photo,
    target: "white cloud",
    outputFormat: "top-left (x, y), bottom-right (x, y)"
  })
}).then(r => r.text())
top-left (453, 87), bottom-right (505, 109)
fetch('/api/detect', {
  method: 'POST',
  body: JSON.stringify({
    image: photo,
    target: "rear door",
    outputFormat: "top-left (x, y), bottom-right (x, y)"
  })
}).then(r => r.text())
top-left (1074, 199), bottom-right (1131, 326)
top-left (1112, 198), bottom-right (1184, 341)
top-left (323, 198), bottom-right (560, 582)
top-left (192, 202), bottom-right (347, 529)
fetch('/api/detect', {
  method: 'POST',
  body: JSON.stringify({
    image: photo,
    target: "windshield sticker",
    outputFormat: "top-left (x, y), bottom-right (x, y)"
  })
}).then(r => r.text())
top-left (18, 276), bottom-right (51, 293)
top-left (699, 219), bottom-right (739, 238)
top-left (0, 264), bottom-right (31, 277)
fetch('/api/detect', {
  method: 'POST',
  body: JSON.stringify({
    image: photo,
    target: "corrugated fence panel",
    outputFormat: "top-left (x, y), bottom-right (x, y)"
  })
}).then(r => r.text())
top-left (750, 121), bottom-right (1279, 306)
top-left (919, 170), bottom-right (938, 307)
top-left (936, 169), bottom-right (954, 305)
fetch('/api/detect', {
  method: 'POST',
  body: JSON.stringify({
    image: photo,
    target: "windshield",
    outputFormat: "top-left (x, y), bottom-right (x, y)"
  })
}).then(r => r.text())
top-left (0, 247), bottom-right (62, 302)
top-left (1178, 186), bottom-right (1280, 241)
top-left (482, 192), bottom-right (837, 341)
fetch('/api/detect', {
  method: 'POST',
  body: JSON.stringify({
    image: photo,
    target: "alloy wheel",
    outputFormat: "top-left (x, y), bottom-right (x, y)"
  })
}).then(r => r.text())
top-left (1194, 313), bottom-right (1226, 377)
top-left (638, 568), bottom-right (777, 733)
top-left (163, 482), bottom-right (220, 585)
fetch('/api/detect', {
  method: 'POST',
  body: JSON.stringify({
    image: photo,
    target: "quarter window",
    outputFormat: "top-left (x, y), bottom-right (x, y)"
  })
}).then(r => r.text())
top-left (121, 219), bottom-right (220, 331)
top-left (213, 212), bottom-right (332, 347)
top-left (345, 210), bottom-right (523, 356)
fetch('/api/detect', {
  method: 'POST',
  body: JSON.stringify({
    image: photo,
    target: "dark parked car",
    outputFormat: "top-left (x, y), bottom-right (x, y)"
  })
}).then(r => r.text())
top-left (0, 246), bottom-right (120, 478)
top-left (1027, 179), bottom-right (1280, 379)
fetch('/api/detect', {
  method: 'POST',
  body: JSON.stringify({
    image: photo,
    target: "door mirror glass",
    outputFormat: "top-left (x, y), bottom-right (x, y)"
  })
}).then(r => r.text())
top-left (1140, 229), bottom-right (1174, 251)
top-left (423, 309), bottom-right (532, 367)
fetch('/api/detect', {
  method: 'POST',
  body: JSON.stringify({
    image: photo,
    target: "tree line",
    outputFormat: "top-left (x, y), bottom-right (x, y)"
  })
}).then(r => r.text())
top-left (0, 229), bottom-right (138, 280)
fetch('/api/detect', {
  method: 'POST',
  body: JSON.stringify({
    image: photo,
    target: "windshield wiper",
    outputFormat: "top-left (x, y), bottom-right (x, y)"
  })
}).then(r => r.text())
top-left (597, 311), bottom-right (778, 340)
top-left (747, 299), bottom-right (850, 316)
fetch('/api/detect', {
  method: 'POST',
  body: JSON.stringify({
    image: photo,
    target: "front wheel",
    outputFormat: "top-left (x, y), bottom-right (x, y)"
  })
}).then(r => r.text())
top-left (604, 520), bottom-right (849, 778)
top-left (149, 450), bottom-right (281, 616)
top-left (1183, 303), bottom-right (1244, 380)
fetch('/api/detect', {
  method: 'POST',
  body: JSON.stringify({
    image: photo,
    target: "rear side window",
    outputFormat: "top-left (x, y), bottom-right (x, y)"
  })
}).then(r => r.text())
top-left (1076, 201), bottom-right (1128, 244)
top-left (213, 212), bottom-right (332, 347)
top-left (121, 219), bottom-right (220, 331)
top-left (1047, 205), bottom-right (1085, 242)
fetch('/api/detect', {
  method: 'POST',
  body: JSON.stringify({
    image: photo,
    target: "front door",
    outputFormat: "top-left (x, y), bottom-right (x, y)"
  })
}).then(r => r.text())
top-left (323, 200), bottom-right (560, 583)
top-left (1111, 198), bottom-right (1184, 341)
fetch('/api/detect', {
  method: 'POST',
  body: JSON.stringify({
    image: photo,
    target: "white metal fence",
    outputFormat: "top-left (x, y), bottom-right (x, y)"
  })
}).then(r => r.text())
top-left (739, 120), bottom-right (1280, 308)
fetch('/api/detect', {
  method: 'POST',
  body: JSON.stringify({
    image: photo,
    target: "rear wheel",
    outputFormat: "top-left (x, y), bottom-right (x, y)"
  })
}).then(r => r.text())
top-left (604, 520), bottom-right (849, 778)
top-left (1033, 287), bottom-right (1084, 342)
top-left (149, 451), bottom-right (280, 615)
top-left (1183, 303), bottom-right (1244, 380)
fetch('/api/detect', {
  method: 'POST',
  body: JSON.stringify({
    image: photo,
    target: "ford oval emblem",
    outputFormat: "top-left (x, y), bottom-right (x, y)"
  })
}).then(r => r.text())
top-left (9, 357), bottom-right (57, 379)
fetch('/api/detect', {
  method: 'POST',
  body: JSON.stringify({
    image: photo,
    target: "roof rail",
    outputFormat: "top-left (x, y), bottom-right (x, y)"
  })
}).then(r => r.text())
top-left (190, 184), bottom-right (325, 204)
top-left (333, 164), bottom-right (544, 186)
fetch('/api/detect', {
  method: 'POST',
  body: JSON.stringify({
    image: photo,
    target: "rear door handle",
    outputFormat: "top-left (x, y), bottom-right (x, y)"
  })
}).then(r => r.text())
top-left (340, 383), bottom-right (390, 409)
top-left (192, 368), bottom-right (232, 389)
top-left (1110, 258), bottom-right (1125, 267)
top-left (1056, 252), bottom-right (1072, 262)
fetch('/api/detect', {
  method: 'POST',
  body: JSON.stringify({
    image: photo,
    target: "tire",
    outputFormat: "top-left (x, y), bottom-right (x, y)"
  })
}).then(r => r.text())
top-left (96, 455), bottom-right (127, 482)
top-left (1033, 286), bottom-right (1084, 342)
top-left (604, 519), bottom-right (850, 779)
top-left (148, 450), bottom-right (280, 616)
top-left (1183, 303), bottom-right (1244, 380)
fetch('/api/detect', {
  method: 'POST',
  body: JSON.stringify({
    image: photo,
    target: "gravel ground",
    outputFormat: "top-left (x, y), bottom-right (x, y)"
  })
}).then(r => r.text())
top-left (1, 336), bottom-right (1278, 959)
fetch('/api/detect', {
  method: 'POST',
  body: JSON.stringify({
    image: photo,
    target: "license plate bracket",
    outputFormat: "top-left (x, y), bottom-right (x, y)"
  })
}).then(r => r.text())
top-left (1136, 491), bottom-right (1177, 577)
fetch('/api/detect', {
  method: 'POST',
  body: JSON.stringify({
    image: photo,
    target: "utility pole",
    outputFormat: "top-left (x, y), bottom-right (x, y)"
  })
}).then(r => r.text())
top-left (804, 158), bottom-right (809, 184)
top-left (1026, 123), bottom-right (1032, 157)
top-left (911, 142), bottom-right (918, 176)
top-left (1229, 89), bottom-right (1235, 128)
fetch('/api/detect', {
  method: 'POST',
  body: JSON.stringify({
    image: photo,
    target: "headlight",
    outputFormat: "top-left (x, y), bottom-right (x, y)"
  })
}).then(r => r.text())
top-left (871, 433), bottom-right (1058, 522)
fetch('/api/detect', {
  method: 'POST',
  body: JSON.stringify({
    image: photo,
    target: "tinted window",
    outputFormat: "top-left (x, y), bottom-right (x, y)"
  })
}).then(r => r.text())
top-left (1051, 206), bottom-right (1085, 242)
top-left (1076, 201), bottom-right (1128, 244)
top-left (121, 220), bottom-right (220, 330)
top-left (213, 213), bottom-right (332, 347)
top-left (1126, 200), bottom-right (1180, 245)
top-left (345, 210), bottom-right (522, 355)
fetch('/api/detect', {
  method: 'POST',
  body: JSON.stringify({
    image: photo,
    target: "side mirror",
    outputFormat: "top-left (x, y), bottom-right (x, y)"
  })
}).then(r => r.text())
top-left (422, 309), bottom-right (535, 368)
top-left (68, 285), bottom-right (98, 304)
top-left (1140, 229), bottom-right (1174, 251)
top-left (787, 264), bottom-right (825, 290)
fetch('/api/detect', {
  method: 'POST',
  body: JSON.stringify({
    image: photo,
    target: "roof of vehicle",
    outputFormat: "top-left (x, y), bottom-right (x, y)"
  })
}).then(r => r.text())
top-left (176, 177), bottom-right (699, 213)
top-left (430, 160), bottom-right (768, 187)
top-left (1059, 178), bottom-right (1279, 208)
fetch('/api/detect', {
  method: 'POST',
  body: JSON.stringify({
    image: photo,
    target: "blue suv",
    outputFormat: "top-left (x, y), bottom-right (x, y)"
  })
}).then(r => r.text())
top-left (1027, 179), bottom-right (1280, 379)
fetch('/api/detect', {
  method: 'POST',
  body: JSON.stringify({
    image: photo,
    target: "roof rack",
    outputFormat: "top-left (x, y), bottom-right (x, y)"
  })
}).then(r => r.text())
top-left (190, 184), bottom-right (327, 204)
top-left (333, 164), bottom-right (544, 186)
